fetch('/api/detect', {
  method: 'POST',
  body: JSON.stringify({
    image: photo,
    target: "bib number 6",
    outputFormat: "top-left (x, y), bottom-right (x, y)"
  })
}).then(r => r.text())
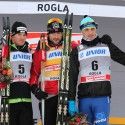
top-left (92, 60), bottom-right (98, 71)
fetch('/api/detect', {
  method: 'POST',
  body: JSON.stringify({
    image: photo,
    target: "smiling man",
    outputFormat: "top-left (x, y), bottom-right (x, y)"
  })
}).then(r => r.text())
top-left (30, 17), bottom-right (64, 125)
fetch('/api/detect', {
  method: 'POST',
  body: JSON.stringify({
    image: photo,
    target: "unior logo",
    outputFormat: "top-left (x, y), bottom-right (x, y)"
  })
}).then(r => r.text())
top-left (86, 49), bottom-right (106, 56)
top-left (48, 51), bottom-right (62, 59)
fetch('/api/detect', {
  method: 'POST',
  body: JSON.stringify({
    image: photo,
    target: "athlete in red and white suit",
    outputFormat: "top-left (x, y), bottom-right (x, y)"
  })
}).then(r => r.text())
top-left (30, 17), bottom-right (80, 125)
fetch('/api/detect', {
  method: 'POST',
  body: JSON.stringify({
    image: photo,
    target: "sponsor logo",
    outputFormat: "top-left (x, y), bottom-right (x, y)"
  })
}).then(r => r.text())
top-left (47, 50), bottom-right (62, 59)
top-left (94, 112), bottom-right (107, 124)
top-left (50, 76), bottom-right (59, 80)
top-left (10, 52), bottom-right (32, 62)
top-left (86, 49), bottom-right (106, 56)
top-left (94, 118), bottom-right (107, 123)
top-left (45, 64), bottom-right (61, 71)
top-left (89, 71), bottom-right (102, 75)
top-left (13, 54), bottom-right (31, 60)
top-left (79, 47), bottom-right (110, 60)
top-left (14, 75), bottom-right (26, 79)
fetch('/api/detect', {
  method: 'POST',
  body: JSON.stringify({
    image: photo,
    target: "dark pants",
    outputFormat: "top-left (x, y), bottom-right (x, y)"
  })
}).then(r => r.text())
top-left (44, 95), bottom-right (58, 125)
top-left (9, 102), bottom-right (33, 125)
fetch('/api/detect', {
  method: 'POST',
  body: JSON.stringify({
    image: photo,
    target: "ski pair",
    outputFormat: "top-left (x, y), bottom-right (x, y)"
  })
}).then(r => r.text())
top-left (56, 12), bottom-right (73, 125)
top-left (0, 17), bottom-right (11, 125)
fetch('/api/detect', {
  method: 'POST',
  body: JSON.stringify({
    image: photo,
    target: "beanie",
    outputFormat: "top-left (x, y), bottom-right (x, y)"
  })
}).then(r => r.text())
top-left (80, 15), bottom-right (98, 30)
top-left (11, 21), bottom-right (27, 36)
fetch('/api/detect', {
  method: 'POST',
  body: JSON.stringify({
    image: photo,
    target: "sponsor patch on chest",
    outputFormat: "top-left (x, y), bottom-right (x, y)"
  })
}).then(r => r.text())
top-left (79, 47), bottom-right (110, 60)
top-left (10, 51), bottom-right (32, 62)
top-left (47, 50), bottom-right (62, 60)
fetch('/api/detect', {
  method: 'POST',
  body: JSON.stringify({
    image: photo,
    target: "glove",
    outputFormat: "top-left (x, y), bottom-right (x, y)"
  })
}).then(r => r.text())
top-left (31, 85), bottom-right (48, 100)
top-left (100, 34), bottom-right (112, 45)
top-left (68, 100), bottom-right (78, 116)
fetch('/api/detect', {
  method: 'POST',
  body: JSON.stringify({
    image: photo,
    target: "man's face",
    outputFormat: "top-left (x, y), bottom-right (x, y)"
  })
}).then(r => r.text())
top-left (11, 32), bottom-right (27, 46)
top-left (81, 27), bottom-right (97, 41)
top-left (48, 32), bottom-right (63, 45)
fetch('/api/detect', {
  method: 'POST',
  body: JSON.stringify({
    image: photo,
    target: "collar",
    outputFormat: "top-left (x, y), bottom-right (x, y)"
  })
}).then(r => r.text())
top-left (81, 36), bottom-right (100, 47)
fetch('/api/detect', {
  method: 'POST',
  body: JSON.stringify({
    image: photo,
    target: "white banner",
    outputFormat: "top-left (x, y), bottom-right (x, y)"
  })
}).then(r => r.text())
top-left (0, 1), bottom-right (125, 18)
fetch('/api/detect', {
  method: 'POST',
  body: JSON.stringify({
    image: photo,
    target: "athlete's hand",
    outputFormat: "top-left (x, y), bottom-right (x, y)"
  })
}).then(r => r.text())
top-left (100, 34), bottom-right (112, 45)
top-left (31, 85), bottom-right (48, 100)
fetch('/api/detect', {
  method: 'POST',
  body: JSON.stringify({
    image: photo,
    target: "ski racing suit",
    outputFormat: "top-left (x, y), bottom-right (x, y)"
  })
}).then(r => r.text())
top-left (68, 35), bottom-right (125, 125)
top-left (30, 40), bottom-right (63, 125)
top-left (9, 41), bottom-right (33, 125)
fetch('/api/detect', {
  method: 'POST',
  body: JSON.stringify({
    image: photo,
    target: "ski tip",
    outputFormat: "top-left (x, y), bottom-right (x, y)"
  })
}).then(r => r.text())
top-left (64, 11), bottom-right (69, 26)
top-left (2, 17), bottom-right (10, 30)
top-left (2, 17), bottom-right (6, 30)
top-left (69, 13), bottom-right (73, 27)
top-left (7, 17), bottom-right (10, 29)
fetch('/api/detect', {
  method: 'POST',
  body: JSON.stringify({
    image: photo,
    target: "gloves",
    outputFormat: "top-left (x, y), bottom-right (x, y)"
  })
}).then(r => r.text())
top-left (100, 34), bottom-right (112, 45)
top-left (31, 85), bottom-right (48, 100)
top-left (68, 100), bottom-right (78, 116)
